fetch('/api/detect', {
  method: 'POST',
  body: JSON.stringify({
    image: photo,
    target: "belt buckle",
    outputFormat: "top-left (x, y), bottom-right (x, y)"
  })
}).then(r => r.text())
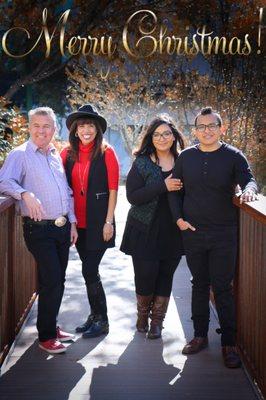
top-left (54, 216), bottom-right (67, 227)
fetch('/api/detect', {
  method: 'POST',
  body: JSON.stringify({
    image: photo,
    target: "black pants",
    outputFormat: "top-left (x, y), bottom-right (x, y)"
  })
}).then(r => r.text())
top-left (23, 221), bottom-right (71, 342)
top-left (75, 228), bottom-right (106, 285)
top-left (75, 228), bottom-right (107, 319)
top-left (132, 256), bottom-right (181, 297)
top-left (182, 227), bottom-right (237, 346)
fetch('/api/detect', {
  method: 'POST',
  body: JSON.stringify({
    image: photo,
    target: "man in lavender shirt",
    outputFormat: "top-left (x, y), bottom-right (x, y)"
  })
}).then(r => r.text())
top-left (0, 107), bottom-right (78, 354)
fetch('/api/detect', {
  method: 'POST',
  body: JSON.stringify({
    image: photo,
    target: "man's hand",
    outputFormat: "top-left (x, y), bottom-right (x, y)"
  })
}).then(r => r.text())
top-left (103, 222), bottom-right (114, 241)
top-left (165, 174), bottom-right (183, 192)
top-left (176, 218), bottom-right (196, 231)
top-left (70, 223), bottom-right (78, 246)
top-left (22, 191), bottom-right (45, 221)
top-left (239, 190), bottom-right (258, 204)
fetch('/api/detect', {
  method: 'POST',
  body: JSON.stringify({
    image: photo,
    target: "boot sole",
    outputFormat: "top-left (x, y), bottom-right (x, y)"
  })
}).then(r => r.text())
top-left (82, 328), bottom-right (109, 339)
top-left (76, 326), bottom-right (92, 333)
top-left (224, 361), bottom-right (242, 368)
top-left (147, 333), bottom-right (161, 339)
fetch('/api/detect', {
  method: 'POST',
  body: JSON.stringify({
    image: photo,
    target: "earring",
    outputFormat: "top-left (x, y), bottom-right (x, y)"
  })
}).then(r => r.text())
top-left (75, 132), bottom-right (78, 137)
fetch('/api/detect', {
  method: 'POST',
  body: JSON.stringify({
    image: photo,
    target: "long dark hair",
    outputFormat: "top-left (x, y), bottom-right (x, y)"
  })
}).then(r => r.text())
top-left (68, 117), bottom-right (107, 161)
top-left (134, 114), bottom-right (185, 162)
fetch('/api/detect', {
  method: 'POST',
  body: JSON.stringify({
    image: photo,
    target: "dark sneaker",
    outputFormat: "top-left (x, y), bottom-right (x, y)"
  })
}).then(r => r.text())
top-left (182, 337), bottom-right (208, 355)
top-left (222, 346), bottom-right (242, 368)
top-left (82, 318), bottom-right (109, 339)
top-left (76, 315), bottom-right (95, 333)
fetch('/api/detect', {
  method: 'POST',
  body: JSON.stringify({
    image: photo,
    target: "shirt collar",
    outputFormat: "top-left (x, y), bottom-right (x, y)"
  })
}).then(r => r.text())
top-left (28, 139), bottom-right (56, 154)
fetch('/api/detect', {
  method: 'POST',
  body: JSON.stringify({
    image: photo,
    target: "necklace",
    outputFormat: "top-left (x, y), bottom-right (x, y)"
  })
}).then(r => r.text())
top-left (78, 158), bottom-right (90, 196)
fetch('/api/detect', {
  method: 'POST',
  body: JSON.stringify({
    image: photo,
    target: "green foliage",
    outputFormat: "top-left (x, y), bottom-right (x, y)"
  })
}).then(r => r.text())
top-left (0, 97), bottom-right (28, 165)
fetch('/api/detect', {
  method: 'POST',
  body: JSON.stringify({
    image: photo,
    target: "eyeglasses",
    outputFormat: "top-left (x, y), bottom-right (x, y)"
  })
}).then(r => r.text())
top-left (195, 123), bottom-right (220, 132)
top-left (152, 131), bottom-right (173, 140)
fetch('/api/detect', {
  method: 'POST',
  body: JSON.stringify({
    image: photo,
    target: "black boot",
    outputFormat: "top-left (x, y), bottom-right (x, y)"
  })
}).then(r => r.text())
top-left (82, 315), bottom-right (109, 338)
top-left (76, 314), bottom-right (95, 333)
top-left (82, 281), bottom-right (109, 339)
top-left (76, 284), bottom-right (96, 333)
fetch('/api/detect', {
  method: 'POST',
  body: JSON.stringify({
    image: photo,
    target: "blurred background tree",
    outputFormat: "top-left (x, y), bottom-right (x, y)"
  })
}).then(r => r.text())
top-left (0, 0), bottom-right (264, 189)
top-left (0, 97), bottom-right (28, 165)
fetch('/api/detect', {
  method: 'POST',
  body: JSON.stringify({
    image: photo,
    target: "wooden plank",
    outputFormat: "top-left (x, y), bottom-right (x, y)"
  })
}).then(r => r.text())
top-left (233, 195), bottom-right (266, 225)
top-left (0, 188), bottom-right (258, 400)
top-left (0, 203), bottom-right (37, 368)
top-left (236, 207), bottom-right (266, 399)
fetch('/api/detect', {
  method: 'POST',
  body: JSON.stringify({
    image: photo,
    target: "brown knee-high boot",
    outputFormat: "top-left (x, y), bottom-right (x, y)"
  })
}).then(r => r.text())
top-left (136, 294), bottom-right (153, 332)
top-left (147, 296), bottom-right (170, 339)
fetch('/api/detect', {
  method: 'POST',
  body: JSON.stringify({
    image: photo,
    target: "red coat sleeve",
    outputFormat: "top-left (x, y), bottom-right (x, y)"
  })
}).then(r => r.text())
top-left (105, 146), bottom-right (119, 190)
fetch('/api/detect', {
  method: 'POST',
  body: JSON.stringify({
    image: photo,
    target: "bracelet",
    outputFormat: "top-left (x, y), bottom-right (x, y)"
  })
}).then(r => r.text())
top-left (105, 221), bottom-right (113, 225)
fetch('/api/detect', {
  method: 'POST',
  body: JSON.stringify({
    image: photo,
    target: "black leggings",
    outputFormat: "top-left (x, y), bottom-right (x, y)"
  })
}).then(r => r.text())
top-left (132, 256), bottom-right (181, 297)
top-left (75, 228), bottom-right (106, 285)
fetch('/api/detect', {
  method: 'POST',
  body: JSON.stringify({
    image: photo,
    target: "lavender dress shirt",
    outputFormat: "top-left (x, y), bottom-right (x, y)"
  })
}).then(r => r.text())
top-left (0, 139), bottom-right (76, 223)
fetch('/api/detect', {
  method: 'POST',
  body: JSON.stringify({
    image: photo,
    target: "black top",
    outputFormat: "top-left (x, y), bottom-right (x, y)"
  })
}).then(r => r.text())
top-left (65, 151), bottom-right (115, 250)
top-left (169, 142), bottom-right (258, 229)
top-left (120, 163), bottom-right (183, 260)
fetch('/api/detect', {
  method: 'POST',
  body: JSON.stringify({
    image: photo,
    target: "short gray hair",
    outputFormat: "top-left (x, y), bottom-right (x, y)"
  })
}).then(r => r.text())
top-left (28, 107), bottom-right (57, 127)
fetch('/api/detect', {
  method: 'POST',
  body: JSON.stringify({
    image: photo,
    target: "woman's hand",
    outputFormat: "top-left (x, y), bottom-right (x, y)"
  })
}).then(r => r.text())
top-left (103, 222), bottom-right (114, 241)
top-left (176, 218), bottom-right (196, 231)
top-left (70, 223), bottom-right (78, 246)
top-left (164, 174), bottom-right (183, 192)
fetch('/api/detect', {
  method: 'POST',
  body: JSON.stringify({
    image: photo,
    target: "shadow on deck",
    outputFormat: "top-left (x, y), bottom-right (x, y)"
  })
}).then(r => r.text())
top-left (0, 190), bottom-right (259, 400)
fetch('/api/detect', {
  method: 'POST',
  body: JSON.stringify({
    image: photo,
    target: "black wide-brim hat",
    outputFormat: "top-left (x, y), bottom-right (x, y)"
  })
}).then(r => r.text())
top-left (66, 104), bottom-right (107, 133)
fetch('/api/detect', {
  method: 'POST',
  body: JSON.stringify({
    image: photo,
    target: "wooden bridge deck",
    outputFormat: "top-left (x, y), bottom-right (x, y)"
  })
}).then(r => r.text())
top-left (0, 189), bottom-right (258, 400)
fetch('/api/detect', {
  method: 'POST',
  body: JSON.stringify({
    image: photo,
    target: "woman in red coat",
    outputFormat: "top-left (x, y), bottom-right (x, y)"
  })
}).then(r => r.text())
top-left (61, 104), bottom-right (119, 338)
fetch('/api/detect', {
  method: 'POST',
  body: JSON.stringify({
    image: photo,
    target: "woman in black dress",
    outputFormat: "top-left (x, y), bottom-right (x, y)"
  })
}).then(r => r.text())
top-left (120, 115), bottom-right (185, 339)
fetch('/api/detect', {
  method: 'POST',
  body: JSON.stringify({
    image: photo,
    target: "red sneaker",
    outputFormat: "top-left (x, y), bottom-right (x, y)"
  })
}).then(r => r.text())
top-left (57, 326), bottom-right (75, 342)
top-left (39, 339), bottom-right (66, 354)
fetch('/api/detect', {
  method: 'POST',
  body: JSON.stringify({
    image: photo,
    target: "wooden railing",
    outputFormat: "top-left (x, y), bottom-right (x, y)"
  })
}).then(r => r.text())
top-left (234, 194), bottom-right (266, 399)
top-left (0, 196), bottom-right (37, 368)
